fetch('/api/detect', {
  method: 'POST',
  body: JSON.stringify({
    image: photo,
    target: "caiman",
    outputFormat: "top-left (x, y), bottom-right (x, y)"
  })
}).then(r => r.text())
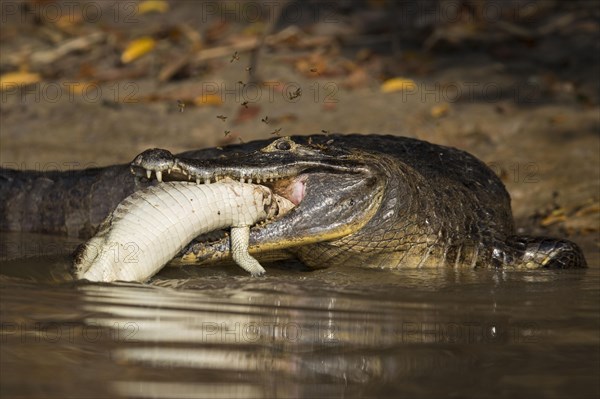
top-left (0, 134), bottom-right (587, 271)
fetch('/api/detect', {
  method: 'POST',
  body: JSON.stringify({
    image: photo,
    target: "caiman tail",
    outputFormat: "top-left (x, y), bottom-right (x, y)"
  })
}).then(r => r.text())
top-left (493, 235), bottom-right (587, 269)
top-left (0, 166), bottom-right (134, 238)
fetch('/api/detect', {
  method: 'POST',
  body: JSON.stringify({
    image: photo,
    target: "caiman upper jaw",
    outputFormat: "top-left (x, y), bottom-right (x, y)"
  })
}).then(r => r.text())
top-left (131, 148), bottom-right (306, 184)
top-left (131, 148), bottom-right (176, 182)
top-left (129, 138), bottom-right (370, 187)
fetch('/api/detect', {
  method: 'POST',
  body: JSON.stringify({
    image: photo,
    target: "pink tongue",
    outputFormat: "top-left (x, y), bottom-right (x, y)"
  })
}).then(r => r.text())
top-left (288, 178), bottom-right (306, 205)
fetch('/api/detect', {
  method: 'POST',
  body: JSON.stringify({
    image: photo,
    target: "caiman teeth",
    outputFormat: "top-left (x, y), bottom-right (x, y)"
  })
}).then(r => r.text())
top-left (143, 169), bottom-right (287, 186)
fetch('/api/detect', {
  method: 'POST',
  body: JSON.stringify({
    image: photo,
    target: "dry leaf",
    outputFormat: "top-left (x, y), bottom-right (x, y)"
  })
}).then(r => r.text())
top-left (0, 71), bottom-right (41, 91)
top-left (234, 105), bottom-right (261, 125)
top-left (138, 0), bottom-right (169, 14)
top-left (549, 114), bottom-right (567, 124)
top-left (380, 77), bottom-right (417, 93)
top-left (540, 208), bottom-right (567, 227)
top-left (193, 94), bottom-right (223, 106)
top-left (574, 201), bottom-right (600, 218)
top-left (121, 37), bottom-right (156, 64)
top-left (269, 113), bottom-right (298, 124)
top-left (55, 13), bottom-right (83, 29)
top-left (341, 67), bottom-right (368, 89)
top-left (430, 103), bottom-right (450, 118)
top-left (205, 21), bottom-right (229, 43)
top-left (68, 81), bottom-right (99, 95)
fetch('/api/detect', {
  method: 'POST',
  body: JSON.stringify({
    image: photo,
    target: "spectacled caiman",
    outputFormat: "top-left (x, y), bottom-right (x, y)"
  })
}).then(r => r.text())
top-left (0, 134), bottom-right (587, 271)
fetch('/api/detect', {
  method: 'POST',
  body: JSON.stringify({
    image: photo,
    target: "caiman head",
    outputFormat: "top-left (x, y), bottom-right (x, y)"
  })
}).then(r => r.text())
top-left (129, 136), bottom-right (387, 267)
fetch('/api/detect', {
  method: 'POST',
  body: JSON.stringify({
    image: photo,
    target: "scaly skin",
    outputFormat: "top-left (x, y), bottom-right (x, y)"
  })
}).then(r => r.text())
top-left (0, 134), bottom-right (587, 270)
top-left (132, 135), bottom-right (586, 269)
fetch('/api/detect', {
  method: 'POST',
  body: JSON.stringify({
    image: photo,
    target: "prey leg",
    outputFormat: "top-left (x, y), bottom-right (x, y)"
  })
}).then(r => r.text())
top-left (230, 226), bottom-right (266, 276)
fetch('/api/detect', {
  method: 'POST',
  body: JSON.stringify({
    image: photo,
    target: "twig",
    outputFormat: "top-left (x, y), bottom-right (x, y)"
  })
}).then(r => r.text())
top-left (30, 32), bottom-right (106, 67)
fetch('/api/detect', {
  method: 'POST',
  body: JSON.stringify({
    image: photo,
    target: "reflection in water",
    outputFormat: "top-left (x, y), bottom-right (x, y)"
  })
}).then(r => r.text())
top-left (0, 233), bottom-right (598, 398)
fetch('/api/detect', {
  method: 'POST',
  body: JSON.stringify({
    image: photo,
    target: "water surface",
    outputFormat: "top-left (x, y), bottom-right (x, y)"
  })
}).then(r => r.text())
top-left (1, 233), bottom-right (598, 398)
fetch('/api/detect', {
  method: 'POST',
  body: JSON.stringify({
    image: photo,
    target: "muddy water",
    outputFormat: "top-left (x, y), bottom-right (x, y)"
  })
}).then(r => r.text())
top-left (1, 233), bottom-right (598, 399)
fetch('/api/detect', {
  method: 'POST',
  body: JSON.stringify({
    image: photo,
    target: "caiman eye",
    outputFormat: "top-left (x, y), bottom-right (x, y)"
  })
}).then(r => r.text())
top-left (276, 140), bottom-right (291, 151)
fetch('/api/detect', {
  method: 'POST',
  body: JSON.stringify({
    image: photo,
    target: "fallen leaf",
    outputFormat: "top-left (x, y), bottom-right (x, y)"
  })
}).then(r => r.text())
top-left (193, 94), bottom-right (223, 106)
top-left (0, 71), bottom-right (41, 91)
top-left (121, 37), bottom-right (156, 64)
top-left (540, 208), bottom-right (566, 227)
top-left (322, 103), bottom-right (337, 111)
top-left (430, 103), bottom-right (450, 118)
top-left (234, 105), bottom-right (261, 125)
top-left (341, 67), bottom-right (368, 89)
top-left (138, 0), bottom-right (169, 14)
top-left (574, 201), bottom-right (600, 218)
top-left (269, 113), bottom-right (297, 124)
top-left (205, 20), bottom-right (230, 44)
top-left (294, 53), bottom-right (344, 77)
top-left (54, 13), bottom-right (83, 29)
top-left (380, 77), bottom-right (417, 93)
top-left (549, 114), bottom-right (567, 124)
top-left (69, 81), bottom-right (99, 95)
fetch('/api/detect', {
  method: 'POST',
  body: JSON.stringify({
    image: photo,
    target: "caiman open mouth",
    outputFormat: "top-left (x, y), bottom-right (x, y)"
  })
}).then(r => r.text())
top-left (130, 159), bottom-right (310, 208)
top-left (130, 148), bottom-right (369, 211)
top-left (129, 138), bottom-right (385, 255)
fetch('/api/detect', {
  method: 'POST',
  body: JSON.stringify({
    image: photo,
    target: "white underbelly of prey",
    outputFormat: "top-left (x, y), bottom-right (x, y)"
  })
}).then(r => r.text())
top-left (73, 180), bottom-right (294, 282)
